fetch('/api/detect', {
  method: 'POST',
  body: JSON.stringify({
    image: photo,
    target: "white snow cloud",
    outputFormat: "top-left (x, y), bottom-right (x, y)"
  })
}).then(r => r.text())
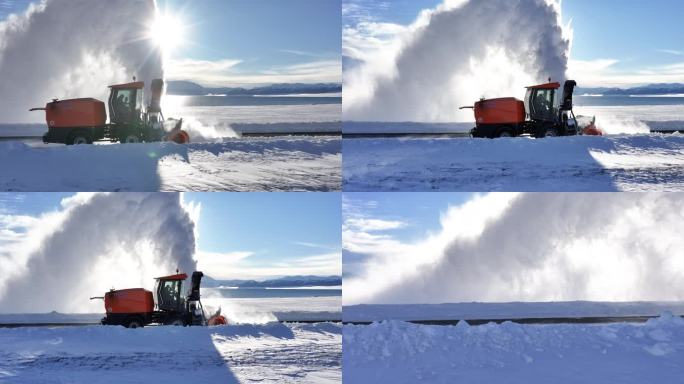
top-left (344, 193), bottom-right (684, 305)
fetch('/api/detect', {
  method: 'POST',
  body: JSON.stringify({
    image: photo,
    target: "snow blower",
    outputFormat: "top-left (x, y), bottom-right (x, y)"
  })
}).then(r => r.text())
top-left (30, 78), bottom-right (190, 145)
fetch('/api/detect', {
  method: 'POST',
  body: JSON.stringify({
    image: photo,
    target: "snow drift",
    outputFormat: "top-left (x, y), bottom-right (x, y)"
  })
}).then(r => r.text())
top-left (343, 0), bottom-right (570, 122)
top-left (0, 0), bottom-right (163, 123)
top-left (344, 193), bottom-right (684, 304)
top-left (344, 313), bottom-right (684, 383)
top-left (0, 193), bottom-right (197, 313)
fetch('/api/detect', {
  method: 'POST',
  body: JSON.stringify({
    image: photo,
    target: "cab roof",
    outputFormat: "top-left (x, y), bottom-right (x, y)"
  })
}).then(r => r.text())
top-left (526, 82), bottom-right (560, 90)
top-left (109, 81), bottom-right (144, 90)
top-left (155, 273), bottom-right (188, 281)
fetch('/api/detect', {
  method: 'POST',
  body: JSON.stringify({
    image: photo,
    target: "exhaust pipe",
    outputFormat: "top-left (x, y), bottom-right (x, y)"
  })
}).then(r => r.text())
top-left (149, 78), bottom-right (164, 113)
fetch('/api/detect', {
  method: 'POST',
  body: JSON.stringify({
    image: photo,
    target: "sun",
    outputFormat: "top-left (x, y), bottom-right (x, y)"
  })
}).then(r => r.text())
top-left (149, 12), bottom-right (186, 53)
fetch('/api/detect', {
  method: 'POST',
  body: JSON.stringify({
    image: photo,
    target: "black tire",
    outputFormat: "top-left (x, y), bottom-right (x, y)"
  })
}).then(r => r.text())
top-left (120, 134), bottom-right (141, 144)
top-left (125, 317), bottom-right (144, 329)
top-left (496, 128), bottom-right (514, 138)
top-left (66, 130), bottom-right (92, 145)
top-left (536, 126), bottom-right (559, 138)
top-left (166, 317), bottom-right (185, 326)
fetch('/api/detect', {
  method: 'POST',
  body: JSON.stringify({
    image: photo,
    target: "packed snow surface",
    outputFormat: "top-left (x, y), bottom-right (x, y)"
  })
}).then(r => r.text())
top-left (0, 138), bottom-right (341, 191)
top-left (344, 313), bottom-right (684, 383)
top-left (343, 134), bottom-right (684, 191)
top-left (0, 322), bottom-right (341, 384)
top-left (343, 302), bottom-right (684, 322)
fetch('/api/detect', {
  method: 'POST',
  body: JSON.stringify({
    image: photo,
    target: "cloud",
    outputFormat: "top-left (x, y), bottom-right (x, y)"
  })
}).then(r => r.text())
top-left (342, 0), bottom-right (391, 24)
top-left (568, 58), bottom-right (684, 87)
top-left (166, 58), bottom-right (341, 87)
top-left (201, 252), bottom-right (341, 280)
top-left (293, 241), bottom-right (339, 251)
top-left (658, 49), bottom-right (684, 56)
top-left (345, 218), bottom-right (407, 232)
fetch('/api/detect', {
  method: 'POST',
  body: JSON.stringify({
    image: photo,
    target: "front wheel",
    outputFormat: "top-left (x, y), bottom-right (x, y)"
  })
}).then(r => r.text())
top-left (544, 128), bottom-right (558, 137)
top-left (166, 318), bottom-right (185, 326)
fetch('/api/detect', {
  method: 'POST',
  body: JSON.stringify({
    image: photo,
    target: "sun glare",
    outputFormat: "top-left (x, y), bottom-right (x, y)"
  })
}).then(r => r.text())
top-left (150, 13), bottom-right (186, 53)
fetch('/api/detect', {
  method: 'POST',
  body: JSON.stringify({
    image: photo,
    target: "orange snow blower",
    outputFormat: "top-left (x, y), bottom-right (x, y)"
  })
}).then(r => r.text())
top-left (31, 78), bottom-right (189, 145)
top-left (90, 271), bottom-right (226, 328)
top-left (462, 80), bottom-right (603, 138)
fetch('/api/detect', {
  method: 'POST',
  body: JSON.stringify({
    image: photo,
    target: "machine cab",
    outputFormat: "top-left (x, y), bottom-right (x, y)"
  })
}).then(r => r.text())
top-left (108, 81), bottom-right (144, 124)
top-left (524, 82), bottom-right (560, 122)
top-left (524, 80), bottom-right (577, 123)
top-left (154, 272), bottom-right (187, 312)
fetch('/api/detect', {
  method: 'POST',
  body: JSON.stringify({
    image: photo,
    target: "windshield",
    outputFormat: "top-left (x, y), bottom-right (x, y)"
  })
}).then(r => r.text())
top-left (527, 88), bottom-right (556, 121)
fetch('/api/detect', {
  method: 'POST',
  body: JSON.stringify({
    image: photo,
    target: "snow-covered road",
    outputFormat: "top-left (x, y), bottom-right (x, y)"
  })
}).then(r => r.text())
top-left (344, 313), bottom-right (684, 383)
top-left (0, 137), bottom-right (341, 191)
top-left (0, 322), bottom-right (341, 384)
top-left (343, 134), bottom-right (684, 191)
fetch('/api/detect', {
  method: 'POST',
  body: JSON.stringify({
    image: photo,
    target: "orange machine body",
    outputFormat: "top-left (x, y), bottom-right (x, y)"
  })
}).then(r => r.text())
top-left (44, 98), bottom-right (106, 128)
top-left (474, 97), bottom-right (525, 125)
top-left (104, 288), bottom-right (154, 314)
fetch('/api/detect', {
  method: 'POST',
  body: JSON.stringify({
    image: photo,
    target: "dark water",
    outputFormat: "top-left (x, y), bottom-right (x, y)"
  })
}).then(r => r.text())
top-left (171, 95), bottom-right (341, 107)
top-left (575, 95), bottom-right (684, 107)
top-left (208, 287), bottom-right (342, 299)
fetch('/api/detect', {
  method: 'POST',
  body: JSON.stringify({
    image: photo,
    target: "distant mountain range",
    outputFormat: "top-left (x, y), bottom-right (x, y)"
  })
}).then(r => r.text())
top-left (166, 81), bottom-right (342, 96)
top-left (576, 83), bottom-right (684, 96)
top-left (202, 275), bottom-right (342, 288)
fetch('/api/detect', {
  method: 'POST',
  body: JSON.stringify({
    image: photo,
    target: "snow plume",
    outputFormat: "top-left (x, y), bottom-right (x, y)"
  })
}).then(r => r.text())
top-left (0, 0), bottom-right (163, 123)
top-left (343, 0), bottom-right (570, 122)
top-left (175, 117), bottom-right (241, 142)
top-left (344, 193), bottom-right (684, 305)
top-left (0, 193), bottom-right (197, 313)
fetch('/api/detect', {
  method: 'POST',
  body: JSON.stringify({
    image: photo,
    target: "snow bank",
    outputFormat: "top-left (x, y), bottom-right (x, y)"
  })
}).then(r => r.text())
top-left (343, 302), bottom-right (684, 322)
top-left (343, 313), bottom-right (684, 383)
top-left (343, 134), bottom-right (684, 191)
top-left (0, 322), bottom-right (341, 383)
top-left (0, 138), bottom-right (341, 191)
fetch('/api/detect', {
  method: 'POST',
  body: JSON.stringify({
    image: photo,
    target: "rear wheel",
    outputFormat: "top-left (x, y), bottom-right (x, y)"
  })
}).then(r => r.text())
top-left (125, 318), bottom-right (144, 328)
top-left (496, 128), bottom-right (514, 138)
top-left (67, 130), bottom-right (92, 145)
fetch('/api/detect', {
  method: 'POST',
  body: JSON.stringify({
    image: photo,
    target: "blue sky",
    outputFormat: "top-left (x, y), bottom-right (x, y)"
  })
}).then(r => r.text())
top-left (0, 192), bottom-right (341, 280)
top-left (343, 192), bottom-right (475, 277)
top-left (1, 0), bottom-right (341, 87)
top-left (343, 0), bottom-right (684, 87)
